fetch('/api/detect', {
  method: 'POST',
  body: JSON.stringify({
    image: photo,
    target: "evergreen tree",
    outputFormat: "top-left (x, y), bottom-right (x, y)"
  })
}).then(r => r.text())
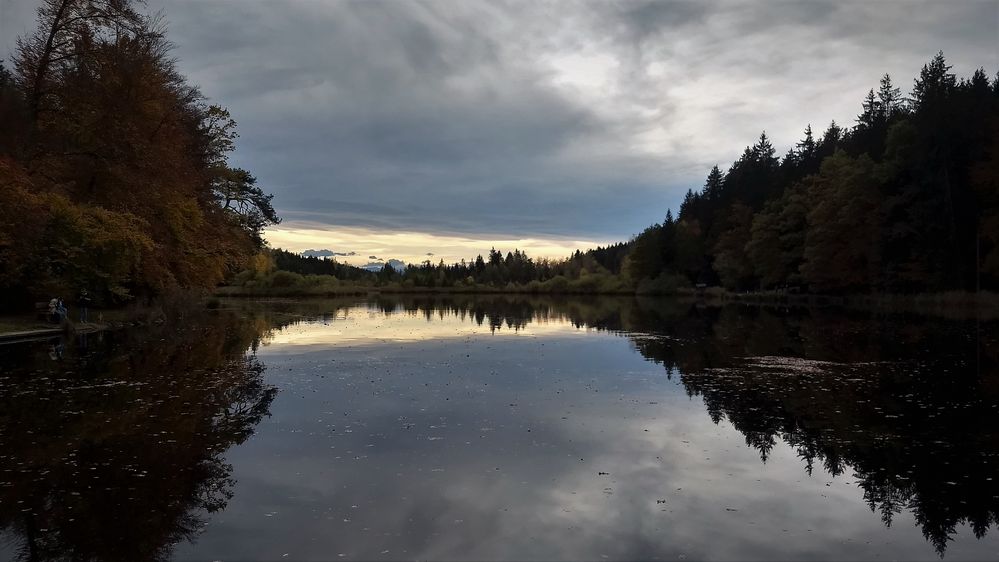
top-left (797, 124), bottom-right (816, 157)
top-left (746, 186), bottom-right (807, 288)
top-left (623, 53), bottom-right (997, 295)
top-left (877, 74), bottom-right (905, 120)
top-left (627, 224), bottom-right (665, 280)
top-left (712, 202), bottom-right (756, 289)
top-left (819, 120), bottom-right (842, 153)
top-left (911, 51), bottom-right (956, 114)
top-left (703, 165), bottom-right (724, 201)
top-left (858, 89), bottom-right (881, 129)
top-left (794, 124), bottom-right (820, 176)
top-left (800, 152), bottom-right (883, 293)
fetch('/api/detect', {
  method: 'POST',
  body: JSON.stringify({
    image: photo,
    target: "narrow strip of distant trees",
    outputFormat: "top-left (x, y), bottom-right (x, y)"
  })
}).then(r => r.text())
top-left (243, 246), bottom-right (632, 294)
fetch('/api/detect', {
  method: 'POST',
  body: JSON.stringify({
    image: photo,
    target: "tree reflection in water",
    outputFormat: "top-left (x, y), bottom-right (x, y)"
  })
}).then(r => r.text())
top-left (0, 296), bottom-right (996, 558)
top-left (267, 295), bottom-right (998, 556)
top-left (613, 299), bottom-right (999, 557)
top-left (0, 309), bottom-right (279, 561)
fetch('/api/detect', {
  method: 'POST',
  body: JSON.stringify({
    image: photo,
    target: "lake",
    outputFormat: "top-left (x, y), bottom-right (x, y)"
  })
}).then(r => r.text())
top-left (1, 296), bottom-right (997, 561)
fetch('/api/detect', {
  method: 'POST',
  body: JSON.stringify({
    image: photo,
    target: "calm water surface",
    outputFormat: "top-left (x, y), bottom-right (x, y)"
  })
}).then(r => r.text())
top-left (1, 296), bottom-right (997, 561)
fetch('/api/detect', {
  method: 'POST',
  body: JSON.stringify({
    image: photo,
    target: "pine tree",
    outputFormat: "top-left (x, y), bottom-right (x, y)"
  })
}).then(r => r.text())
top-left (753, 132), bottom-right (777, 165)
top-left (911, 51), bottom-right (955, 113)
top-left (797, 124), bottom-right (816, 156)
top-left (793, 124), bottom-right (819, 175)
top-left (818, 121), bottom-right (842, 159)
top-left (858, 89), bottom-right (880, 128)
top-left (877, 74), bottom-right (904, 119)
top-left (703, 166), bottom-right (724, 201)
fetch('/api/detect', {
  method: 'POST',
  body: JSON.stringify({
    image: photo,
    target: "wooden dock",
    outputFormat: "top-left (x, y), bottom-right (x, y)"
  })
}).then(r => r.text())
top-left (0, 328), bottom-right (64, 343)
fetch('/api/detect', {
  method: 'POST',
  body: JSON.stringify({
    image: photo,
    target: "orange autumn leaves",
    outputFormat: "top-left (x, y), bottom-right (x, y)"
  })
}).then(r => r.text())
top-left (0, 1), bottom-right (276, 304)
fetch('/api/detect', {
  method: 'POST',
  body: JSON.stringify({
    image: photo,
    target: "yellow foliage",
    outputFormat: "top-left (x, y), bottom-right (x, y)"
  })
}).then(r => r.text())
top-left (0, 157), bottom-right (154, 299)
top-left (249, 251), bottom-right (276, 275)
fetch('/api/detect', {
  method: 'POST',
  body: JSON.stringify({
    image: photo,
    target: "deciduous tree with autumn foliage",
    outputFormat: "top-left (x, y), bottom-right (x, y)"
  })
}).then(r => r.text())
top-left (0, 0), bottom-right (278, 309)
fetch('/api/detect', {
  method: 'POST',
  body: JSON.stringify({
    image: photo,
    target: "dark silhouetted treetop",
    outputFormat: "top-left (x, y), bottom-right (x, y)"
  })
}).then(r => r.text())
top-left (620, 52), bottom-right (997, 294)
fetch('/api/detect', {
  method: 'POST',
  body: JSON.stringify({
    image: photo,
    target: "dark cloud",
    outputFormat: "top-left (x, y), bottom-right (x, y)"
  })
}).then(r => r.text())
top-left (301, 249), bottom-right (355, 257)
top-left (3, 0), bottom-right (996, 242)
top-left (604, 0), bottom-right (710, 42)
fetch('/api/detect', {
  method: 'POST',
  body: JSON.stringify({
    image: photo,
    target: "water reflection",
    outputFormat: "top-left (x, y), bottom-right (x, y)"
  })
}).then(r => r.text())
top-left (0, 309), bottom-right (278, 561)
top-left (1, 296), bottom-right (997, 560)
top-left (241, 296), bottom-right (999, 557)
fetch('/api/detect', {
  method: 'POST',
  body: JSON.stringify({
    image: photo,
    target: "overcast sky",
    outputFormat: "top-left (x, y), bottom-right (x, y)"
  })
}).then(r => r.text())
top-left (2, 0), bottom-right (997, 266)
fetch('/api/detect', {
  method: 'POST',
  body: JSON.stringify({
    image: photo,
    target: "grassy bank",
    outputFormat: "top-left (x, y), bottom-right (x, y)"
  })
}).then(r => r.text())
top-left (217, 270), bottom-right (635, 297)
top-left (215, 284), bottom-right (635, 297)
top-left (686, 288), bottom-right (999, 319)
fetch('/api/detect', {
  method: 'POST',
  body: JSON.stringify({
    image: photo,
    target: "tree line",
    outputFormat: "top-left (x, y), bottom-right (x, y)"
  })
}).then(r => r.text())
top-left (270, 249), bottom-right (372, 281)
top-left (629, 53), bottom-right (999, 294)
top-left (8, 7), bottom-right (987, 304)
top-left (383, 247), bottom-right (627, 288)
top-left (266, 52), bottom-right (997, 296)
top-left (0, 0), bottom-right (278, 309)
top-left (257, 244), bottom-right (633, 294)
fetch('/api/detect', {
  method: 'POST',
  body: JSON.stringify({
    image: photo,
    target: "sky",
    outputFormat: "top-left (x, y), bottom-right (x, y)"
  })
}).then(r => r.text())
top-left (2, 0), bottom-right (997, 267)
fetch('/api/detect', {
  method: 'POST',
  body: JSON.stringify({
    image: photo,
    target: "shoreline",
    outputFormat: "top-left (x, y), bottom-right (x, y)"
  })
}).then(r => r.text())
top-left (216, 283), bottom-right (999, 302)
top-left (0, 321), bottom-right (110, 343)
top-left (214, 286), bottom-right (999, 319)
top-left (3, 288), bottom-right (995, 339)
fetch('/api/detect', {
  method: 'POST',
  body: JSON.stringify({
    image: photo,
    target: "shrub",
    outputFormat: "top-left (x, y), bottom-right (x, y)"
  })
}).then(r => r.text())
top-left (231, 269), bottom-right (255, 286)
top-left (269, 270), bottom-right (304, 288)
top-left (636, 273), bottom-right (691, 295)
top-left (543, 275), bottom-right (570, 292)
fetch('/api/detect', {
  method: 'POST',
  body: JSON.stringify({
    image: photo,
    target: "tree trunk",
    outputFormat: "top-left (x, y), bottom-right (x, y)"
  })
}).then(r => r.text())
top-left (28, 0), bottom-right (74, 124)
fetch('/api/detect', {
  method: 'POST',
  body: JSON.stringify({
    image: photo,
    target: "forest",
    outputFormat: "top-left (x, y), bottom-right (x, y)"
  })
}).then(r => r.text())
top-left (628, 54), bottom-right (999, 294)
top-left (1, 2), bottom-right (996, 306)
top-left (258, 52), bottom-right (998, 297)
top-left (234, 245), bottom-right (635, 295)
top-left (0, 0), bottom-right (278, 310)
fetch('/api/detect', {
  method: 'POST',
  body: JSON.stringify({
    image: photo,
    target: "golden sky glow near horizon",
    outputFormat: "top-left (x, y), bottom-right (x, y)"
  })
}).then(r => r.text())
top-left (264, 221), bottom-right (616, 268)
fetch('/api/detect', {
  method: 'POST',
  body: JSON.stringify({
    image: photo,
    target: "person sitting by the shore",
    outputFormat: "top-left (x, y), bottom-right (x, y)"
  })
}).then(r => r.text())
top-left (48, 298), bottom-right (59, 323)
